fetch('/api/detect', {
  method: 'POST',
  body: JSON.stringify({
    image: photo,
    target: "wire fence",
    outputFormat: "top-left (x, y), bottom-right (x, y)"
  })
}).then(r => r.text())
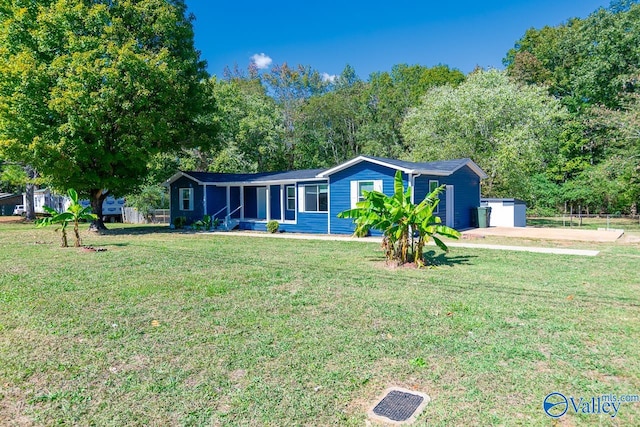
top-left (527, 214), bottom-right (640, 231)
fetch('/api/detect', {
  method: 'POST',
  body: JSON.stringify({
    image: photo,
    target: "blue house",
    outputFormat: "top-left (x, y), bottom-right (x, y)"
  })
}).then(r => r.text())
top-left (165, 156), bottom-right (487, 234)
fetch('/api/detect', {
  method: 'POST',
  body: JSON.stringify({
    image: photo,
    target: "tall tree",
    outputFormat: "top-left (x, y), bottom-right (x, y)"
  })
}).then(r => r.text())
top-left (362, 64), bottom-right (465, 158)
top-left (0, 0), bottom-right (213, 229)
top-left (293, 65), bottom-right (367, 168)
top-left (260, 63), bottom-right (329, 168)
top-left (402, 70), bottom-right (567, 200)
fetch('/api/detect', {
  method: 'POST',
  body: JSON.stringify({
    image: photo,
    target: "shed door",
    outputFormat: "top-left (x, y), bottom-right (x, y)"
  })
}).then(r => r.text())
top-left (446, 185), bottom-right (455, 228)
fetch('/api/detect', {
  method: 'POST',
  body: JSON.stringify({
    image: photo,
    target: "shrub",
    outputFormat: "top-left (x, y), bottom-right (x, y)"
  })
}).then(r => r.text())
top-left (266, 220), bottom-right (279, 233)
top-left (173, 216), bottom-right (187, 229)
top-left (202, 215), bottom-right (212, 230)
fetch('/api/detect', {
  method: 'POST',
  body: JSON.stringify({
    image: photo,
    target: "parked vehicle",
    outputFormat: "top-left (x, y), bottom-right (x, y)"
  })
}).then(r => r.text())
top-left (13, 205), bottom-right (25, 216)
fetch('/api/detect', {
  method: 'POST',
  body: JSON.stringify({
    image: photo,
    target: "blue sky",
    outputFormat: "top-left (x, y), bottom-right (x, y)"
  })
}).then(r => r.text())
top-left (185, 0), bottom-right (611, 80)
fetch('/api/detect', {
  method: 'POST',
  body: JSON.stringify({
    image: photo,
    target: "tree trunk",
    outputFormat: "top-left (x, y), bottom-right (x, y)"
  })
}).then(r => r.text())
top-left (89, 189), bottom-right (108, 231)
top-left (24, 166), bottom-right (37, 221)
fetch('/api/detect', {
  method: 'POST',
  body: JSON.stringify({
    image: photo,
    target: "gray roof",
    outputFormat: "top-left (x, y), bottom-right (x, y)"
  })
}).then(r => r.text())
top-left (168, 155), bottom-right (487, 186)
top-left (181, 168), bottom-right (326, 184)
top-left (364, 156), bottom-right (475, 173)
top-left (0, 192), bottom-right (22, 201)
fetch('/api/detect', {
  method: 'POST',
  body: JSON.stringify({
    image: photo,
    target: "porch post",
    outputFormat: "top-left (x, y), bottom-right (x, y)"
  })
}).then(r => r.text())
top-left (266, 186), bottom-right (270, 221)
top-left (226, 186), bottom-right (230, 217)
top-left (280, 185), bottom-right (284, 222)
top-left (407, 173), bottom-right (414, 204)
top-left (203, 184), bottom-right (208, 215)
top-left (240, 186), bottom-right (245, 220)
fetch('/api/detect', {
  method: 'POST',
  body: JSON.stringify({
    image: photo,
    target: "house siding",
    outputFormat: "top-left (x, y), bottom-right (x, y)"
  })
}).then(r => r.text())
top-left (414, 165), bottom-right (481, 229)
top-left (329, 162), bottom-right (409, 235)
top-left (230, 187), bottom-right (241, 218)
top-left (207, 186), bottom-right (227, 219)
top-left (170, 176), bottom-right (204, 224)
top-left (270, 185), bottom-right (281, 220)
top-left (244, 187), bottom-right (258, 218)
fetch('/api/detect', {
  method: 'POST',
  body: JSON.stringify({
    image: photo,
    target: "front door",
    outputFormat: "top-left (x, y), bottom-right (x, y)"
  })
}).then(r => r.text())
top-left (257, 187), bottom-right (267, 220)
top-left (446, 185), bottom-right (455, 228)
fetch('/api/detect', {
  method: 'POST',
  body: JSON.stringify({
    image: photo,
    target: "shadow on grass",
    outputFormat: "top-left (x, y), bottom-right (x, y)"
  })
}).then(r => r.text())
top-left (96, 225), bottom-right (171, 236)
top-left (424, 251), bottom-right (477, 267)
top-left (366, 252), bottom-right (477, 268)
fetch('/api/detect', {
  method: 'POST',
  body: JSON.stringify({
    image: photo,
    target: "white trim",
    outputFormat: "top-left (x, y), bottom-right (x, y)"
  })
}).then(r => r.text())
top-left (265, 186), bottom-right (270, 221)
top-left (446, 185), bottom-right (455, 228)
top-left (240, 186), bottom-right (245, 219)
top-left (408, 173), bottom-right (414, 204)
top-left (165, 171), bottom-right (207, 186)
top-left (302, 183), bottom-right (328, 213)
top-left (285, 184), bottom-right (297, 223)
top-left (215, 178), bottom-right (327, 186)
top-left (315, 156), bottom-right (488, 180)
top-left (280, 185), bottom-right (284, 222)
top-left (327, 178), bottom-right (331, 234)
top-left (298, 186), bottom-right (306, 213)
top-left (350, 181), bottom-right (358, 209)
top-left (203, 184), bottom-right (208, 215)
top-left (226, 187), bottom-right (230, 216)
top-left (317, 156), bottom-right (413, 178)
top-left (178, 188), bottom-right (194, 211)
top-left (350, 179), bottom-right (382, 208)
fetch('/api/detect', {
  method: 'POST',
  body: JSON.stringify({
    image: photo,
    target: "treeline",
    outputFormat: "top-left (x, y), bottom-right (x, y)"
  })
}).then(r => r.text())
top-left (1, 1), bottom-right (638, 216)
top-left (163, 0), bottom-right (637, 215)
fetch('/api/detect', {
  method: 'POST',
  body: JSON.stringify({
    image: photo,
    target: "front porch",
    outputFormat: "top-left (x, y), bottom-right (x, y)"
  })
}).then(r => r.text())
top-left (208, 183), bottom-right (297, 226)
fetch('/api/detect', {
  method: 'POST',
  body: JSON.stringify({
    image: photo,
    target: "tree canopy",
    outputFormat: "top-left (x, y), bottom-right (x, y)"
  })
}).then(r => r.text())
top-left (402, 69), bottom-right (567, 199)
top-left (0, 0), bottom-right (214, 227)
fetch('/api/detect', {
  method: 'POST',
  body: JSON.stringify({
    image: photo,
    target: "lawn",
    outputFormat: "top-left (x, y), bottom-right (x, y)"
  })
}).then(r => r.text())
top-left (1, 221), bottom-right (639, 426)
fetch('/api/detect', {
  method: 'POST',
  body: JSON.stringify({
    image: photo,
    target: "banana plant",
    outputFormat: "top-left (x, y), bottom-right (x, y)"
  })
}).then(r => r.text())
top-left (338, 170), bottom-right (460, 267)
top-left (36, 189), bottom-right (98, 247)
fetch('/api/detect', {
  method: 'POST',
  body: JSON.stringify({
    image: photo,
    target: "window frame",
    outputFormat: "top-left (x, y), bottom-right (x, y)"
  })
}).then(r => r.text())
top-left (286, 185), bottom-right (296, 211)
top-left (303, 184), bottom-right (328, 213)
top-left (179, 188), bottom-right (194, 211)
top-left (357, 181), bottom-right (375, 202)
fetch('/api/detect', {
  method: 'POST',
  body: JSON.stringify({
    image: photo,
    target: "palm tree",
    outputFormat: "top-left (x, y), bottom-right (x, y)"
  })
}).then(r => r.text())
top-left (338, 170), bottom-right (460, 267)
top-left (36, 189), bottom-right (98, 247)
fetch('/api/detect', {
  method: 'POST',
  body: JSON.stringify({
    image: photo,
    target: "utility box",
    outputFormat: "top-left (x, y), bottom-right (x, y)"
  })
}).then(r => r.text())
top-left (481, 198), bottom-right (526, 227)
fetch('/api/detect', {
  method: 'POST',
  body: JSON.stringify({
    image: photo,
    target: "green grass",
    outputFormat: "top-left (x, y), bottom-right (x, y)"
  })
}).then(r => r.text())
top-left (1, 222), bottom-right (639, 425)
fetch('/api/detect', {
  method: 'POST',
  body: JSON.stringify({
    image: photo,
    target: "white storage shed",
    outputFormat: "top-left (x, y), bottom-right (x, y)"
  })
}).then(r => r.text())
top-left (481, 198), bottom-right (527, 227)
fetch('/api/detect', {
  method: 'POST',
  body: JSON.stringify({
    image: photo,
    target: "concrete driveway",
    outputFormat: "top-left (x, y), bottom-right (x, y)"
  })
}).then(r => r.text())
top-left (462, 226), bottom-right (624, 242)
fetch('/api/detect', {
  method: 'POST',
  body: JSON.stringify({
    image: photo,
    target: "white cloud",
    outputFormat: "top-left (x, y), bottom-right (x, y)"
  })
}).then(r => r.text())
top-left (250, 53), bottom-right (273, 70)
top-left (322, 72), bottom-right (337, 83)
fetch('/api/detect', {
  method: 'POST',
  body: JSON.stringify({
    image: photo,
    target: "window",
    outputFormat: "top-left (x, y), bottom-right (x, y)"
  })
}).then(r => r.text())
top-left (350, 180), bottom-right (383, 208)
top-left (179, 188), bottom-right (193, 211)
top-left (358, 181), bottom-right (374, 202)
top-left (304, 184), bottom-right (328, 212)
top-left (286, 186), bottom-right (296, 211)
top-left (429, 180), bottom-right (439, 214)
